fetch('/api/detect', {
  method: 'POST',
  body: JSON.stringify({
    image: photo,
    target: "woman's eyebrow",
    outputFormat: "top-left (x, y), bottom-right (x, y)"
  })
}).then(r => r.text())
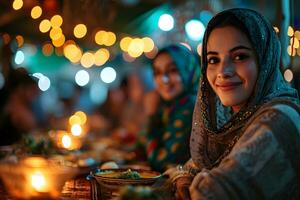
top-left (207, 51), bottom-right (218, 56)
top-left (207, 45), bottom-right (252, 56)
top-left (229, 45), bottom-right (252, 52)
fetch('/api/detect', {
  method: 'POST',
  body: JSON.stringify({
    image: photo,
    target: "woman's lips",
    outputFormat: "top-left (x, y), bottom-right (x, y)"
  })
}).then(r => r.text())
top-left (216, 82), bottom-right (242, 91)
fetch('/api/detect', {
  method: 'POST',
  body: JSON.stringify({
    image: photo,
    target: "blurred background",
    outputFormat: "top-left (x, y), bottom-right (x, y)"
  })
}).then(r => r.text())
top-left (0, 0), bottom-right (299, 127)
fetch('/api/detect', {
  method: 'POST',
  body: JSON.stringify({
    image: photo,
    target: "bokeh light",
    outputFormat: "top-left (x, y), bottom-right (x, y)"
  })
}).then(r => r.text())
top-left (120, 37), bottom-right (132, 52)
top-left (288, 26), bottom-right (294, 37)
top-left (15, 50), bottom-right (25, 65)
top-left (39, 19), bottom-right (51, 33)
top-left (81, 52), bottom-right (95, 68)
top-left (38, 75), bottom-right (51, 91)
top-left (50, 15), bottom-right (63, 28)
top-left (94, 48), bottom-right (110, 66)
top-left (75, 70), bottom-right (90, 86)
top-left (284, 69), bottom-right (293, 82)
top-left (142, 37), bottom-right (154, 52)
top-left (185, 19), bottom-right (205, 41)
top-left (158, 14), bottom-right (174, 31)
top-left (12, 0), bottom-right (23, 10)
top-left (100, 67), bottom-right (116, 83)
top-left (74, 24), bottom-right (87, 39)
top-left (31, 6), bottom-right (42, 19)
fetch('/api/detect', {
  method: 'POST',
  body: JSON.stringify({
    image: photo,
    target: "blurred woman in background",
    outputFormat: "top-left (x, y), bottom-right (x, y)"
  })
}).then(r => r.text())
top-left (137, 44), bottom-right (201, 172)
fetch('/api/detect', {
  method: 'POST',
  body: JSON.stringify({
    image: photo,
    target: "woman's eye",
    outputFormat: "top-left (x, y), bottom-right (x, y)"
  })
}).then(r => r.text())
top-left (153, 70), bottom-right (162, 77)
top-left (168, 67), bottom-right (178, 74)
top-left (233, 54), bottom-right (249, 61)
top-left (207, 57), bottom-right (219, 64)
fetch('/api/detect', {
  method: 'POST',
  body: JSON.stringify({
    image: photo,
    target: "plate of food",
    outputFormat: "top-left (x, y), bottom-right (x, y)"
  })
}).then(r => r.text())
top-left (88, 168), bottom-right (161, 199)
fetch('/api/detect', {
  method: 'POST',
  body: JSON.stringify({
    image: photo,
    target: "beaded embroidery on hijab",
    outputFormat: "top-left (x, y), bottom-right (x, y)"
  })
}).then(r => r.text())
top-left (190, 8), bottom-right (299, 169)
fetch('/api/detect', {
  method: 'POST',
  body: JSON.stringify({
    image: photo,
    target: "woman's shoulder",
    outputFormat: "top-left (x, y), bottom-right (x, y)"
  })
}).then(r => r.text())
top-left (254, 99), bottom-right (299, 121)
top-left (245, 99), bottom-right (300, 136)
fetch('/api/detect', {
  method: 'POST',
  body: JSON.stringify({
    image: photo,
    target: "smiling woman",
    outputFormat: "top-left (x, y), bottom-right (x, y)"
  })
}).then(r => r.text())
top-left (166, 8), bottom-right (300, 200)
top-left (206, 25), bottom-right (258, 112)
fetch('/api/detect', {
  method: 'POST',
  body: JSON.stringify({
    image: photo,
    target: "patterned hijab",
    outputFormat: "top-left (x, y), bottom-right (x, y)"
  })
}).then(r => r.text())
top-left (144, 44), bottom-right (201, 171)
top-left (190, 8), bottom-right (299, 169)
top-left (155, 44), bottom-right (201, 102)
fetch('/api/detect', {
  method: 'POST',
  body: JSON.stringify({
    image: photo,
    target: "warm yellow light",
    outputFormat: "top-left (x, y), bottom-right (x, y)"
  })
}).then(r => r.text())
top-left (31, 171), bottom-right (47, 192)
top-left (128, 38), bottom-right (144, 57)
top-left (74, 24), bottom-right (87, 39)
top-left (51, 15), bottom-right (63, 28)
top-left (50, 27), bottom-right (62, 40)
top-left (106, 32), bottom-right (116, 46)
top-left (31, 6), bottom-right (42, 19)
top-left (62, 135), bottom-right (72, 149)
top-left (16, 35), bottom-right (24, 47)
top-left (295, 31), bottom-right (300, 40)
top-left (142, 37), bottom-right (154, 52)
top-left (52, 34), bottom-right (65, 47)
top-left (69, 115), bottom-right (81, 125)
top-left (94, 48), bottom-right (110, 66)
top-left (288, 26), bottom-right (294, 37)
top-left (120, 37), bottom-right (132, 52)
top-left (63, 44), bottom-right (82, 63)
top-left (71, 124), bottom-right (82, 136)
top-left (287, 45), bottom-right (296, 56)
top-left (39, 19), bottom-right (51, 33)
top-left (75, 111), bottom-right (87, 125)
top-left (290, 37), bottom-right (299, 49)
top-left (95, 30), bottom-right (107, 45)
top-left (81, 52), bottom-right (95, 68)
top-left (12, 0), bottom-right (23, 10)
top-left (42, 43), bottom-right (54, 56)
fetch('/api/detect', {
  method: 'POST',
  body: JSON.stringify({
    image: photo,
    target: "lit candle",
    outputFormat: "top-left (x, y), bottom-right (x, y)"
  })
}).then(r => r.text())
top-left (62, 134), bottom-right (72, 149)
top-left (31, 171), bottom-right (47, 192)
top-left (71, 124), bottom-right (82, 136)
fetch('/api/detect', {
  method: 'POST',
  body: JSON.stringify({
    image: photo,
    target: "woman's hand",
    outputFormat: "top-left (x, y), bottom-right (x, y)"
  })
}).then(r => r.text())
top-left (174, 175), bottom-right (193, 200)
top-left (164, 165), bottom-right (193, 200)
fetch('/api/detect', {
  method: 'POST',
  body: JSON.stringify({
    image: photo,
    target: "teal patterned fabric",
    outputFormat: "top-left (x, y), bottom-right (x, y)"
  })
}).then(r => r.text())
top-left (140, 44), bottom-right (201, 172)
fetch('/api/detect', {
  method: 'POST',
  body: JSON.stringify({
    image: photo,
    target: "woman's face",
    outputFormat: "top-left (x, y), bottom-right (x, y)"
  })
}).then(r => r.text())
top-left (153, 52), bottom-right (183, 101)
top-left (206, 26), bottom-right (258, 112)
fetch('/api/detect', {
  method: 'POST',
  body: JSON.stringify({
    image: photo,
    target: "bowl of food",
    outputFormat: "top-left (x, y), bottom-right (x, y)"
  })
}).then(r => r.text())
top-left (88, 168), bottom-right (161, 199)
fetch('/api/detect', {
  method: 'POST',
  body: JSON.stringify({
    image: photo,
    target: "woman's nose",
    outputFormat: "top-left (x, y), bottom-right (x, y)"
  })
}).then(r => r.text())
top-left (161, 74), bottom-right (170, 84)
top-left (217, 59), bottom-right (234, 79)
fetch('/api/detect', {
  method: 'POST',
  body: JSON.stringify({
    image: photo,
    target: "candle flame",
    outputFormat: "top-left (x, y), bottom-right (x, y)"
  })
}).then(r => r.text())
top-left (62, 135), bottom-right (72, 148)
top-left (71, 124), bottom-right (82, 136)
top-left (31, 171), bottom-right (47, 192)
